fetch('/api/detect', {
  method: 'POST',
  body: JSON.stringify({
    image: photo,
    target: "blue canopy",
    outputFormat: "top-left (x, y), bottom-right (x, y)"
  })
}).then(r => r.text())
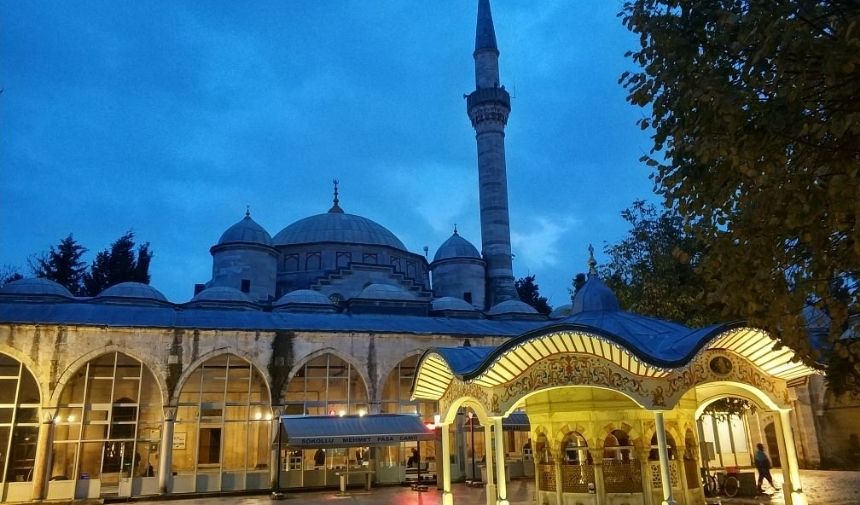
top-left (280, 414), bottom-right (436, 448)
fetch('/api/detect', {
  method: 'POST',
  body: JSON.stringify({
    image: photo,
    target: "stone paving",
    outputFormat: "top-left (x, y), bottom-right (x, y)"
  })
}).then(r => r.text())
top-left (127, 469), bottom-right (860, 505)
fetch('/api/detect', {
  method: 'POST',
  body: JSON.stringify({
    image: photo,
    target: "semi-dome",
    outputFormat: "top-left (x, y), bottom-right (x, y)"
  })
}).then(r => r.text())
top-left (355, 283), bottom-right (416, 301)
top-left (433, 230), bottom-right (481, 262)
top-left (273, 210), bottom-right (406, 251)
top-left (274, 289), bottom-right (334, 310)
top-left (571, 274), bottom-right (619, 314)
top-left (218, 212), bottom-right (272, 246)
top-left (487, 299), bottom-right (539, 316)
top-left (548, 304), bottom-right (572, 319)
top-left (96, 282), bottom-right (168, 303)
top-left (190, 287), bottom-right (253, 304)
top-left (0, 278), bottom-right (74, 299)
top-left (431, 297), bottom-right (478, 312)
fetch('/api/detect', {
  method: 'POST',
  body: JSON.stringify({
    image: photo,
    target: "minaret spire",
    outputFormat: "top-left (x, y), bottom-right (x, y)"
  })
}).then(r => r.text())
top-left (329, 178), bottom-right (343, 213)
top-left (467, 0), bottom-right (518, 307)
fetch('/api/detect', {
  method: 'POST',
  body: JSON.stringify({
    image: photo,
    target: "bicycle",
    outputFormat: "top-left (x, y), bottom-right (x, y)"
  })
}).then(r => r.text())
top-left (701, 466), bottom-right (740, 498)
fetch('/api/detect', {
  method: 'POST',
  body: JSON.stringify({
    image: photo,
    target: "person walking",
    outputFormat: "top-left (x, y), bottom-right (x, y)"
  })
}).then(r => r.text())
top-left (755, 443), bottom-right (778, 494)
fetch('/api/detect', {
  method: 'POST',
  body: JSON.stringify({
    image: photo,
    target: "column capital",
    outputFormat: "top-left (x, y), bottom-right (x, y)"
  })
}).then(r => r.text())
top-left (39, 407), bottom-right (57, 424)
top-left (163, 407), bottom-right (177, 421)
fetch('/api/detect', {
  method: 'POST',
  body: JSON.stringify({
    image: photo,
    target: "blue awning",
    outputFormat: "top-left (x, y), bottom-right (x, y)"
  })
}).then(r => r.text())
top-left (280, 414), bottom-right (436, 448)
top-left (465, 411), bottom-right (530, 432)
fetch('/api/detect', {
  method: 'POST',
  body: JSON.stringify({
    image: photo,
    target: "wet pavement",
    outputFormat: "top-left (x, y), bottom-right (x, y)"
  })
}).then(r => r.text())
top-left (126, 469), bottom-right (860, 505)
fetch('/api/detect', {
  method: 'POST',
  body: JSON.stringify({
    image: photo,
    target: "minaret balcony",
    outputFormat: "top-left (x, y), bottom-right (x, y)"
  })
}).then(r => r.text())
top-left (467, 86), bottom-right (511, 112)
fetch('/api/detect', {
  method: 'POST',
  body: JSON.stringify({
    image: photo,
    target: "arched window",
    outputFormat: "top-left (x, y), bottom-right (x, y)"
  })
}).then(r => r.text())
top-left (284, 353), bottom-right (367, 416)
top-left (0, 354), bottom-right (40, 484)
top-left (649, 432), bottom-right (677, 460)
top-left (174, 354), bottom-right (270, 482)
top-left (380, 355), bottom-right (435, 418)
top-left (603, 429), bottom-right (632, 461)
top-left (561, 432), bottom-right (589, 465)
top-left (52, 352), bottom-right (162, 494)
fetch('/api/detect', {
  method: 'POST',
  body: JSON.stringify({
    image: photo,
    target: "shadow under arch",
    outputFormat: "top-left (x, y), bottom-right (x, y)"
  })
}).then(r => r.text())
top-left (376, 350), bottom-right (425, 403)
top-left (692, 381), bottom-right (781, 419)
top-left (170, 348), bottom-right (271, 406)
top-left (50, 346), bottom-right (169, 408)
top-left (284, 347), bottom-right (370, 397)
top-left (0, 347), bottom-right (45, 407)
top-left (500, 384), bottom-right (648, 420)
top-left (441, 396), bottom-right (491, 426)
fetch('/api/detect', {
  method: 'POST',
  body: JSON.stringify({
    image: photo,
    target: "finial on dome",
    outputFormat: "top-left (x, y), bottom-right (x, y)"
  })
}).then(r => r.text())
top-left (453, 223), bottom-right (458, 235)
top-left (329, 179), bottom-right (344, 213)
top-left (245, 205), bottom-right (251, 218)
top-left (587, 244), bottom-right (598, 276)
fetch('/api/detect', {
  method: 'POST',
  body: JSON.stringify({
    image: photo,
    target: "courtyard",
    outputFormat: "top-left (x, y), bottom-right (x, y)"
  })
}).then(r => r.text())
top-left (124, 469), bottom-right (860, 505)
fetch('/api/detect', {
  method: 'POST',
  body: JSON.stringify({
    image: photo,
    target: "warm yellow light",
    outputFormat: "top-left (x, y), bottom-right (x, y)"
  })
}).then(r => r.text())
top-left (67, 414), bottom-right (76, 422)
top-left (358, 409), bottom-right (367, 417)
top-left (338, 410), bottom-right (346, 417)
top-left (254, 410), bottom-right (262, 420)
top-left (264, 413), bottom-right (273, 421)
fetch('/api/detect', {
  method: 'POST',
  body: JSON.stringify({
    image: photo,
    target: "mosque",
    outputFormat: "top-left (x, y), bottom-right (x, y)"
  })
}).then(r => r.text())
top-left (0, 1), bottom-right (846, 505)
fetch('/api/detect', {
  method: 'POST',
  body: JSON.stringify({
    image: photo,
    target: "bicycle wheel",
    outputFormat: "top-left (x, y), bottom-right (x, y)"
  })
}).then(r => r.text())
top-left (723, 475), bottom-right (740, 497)
top-left (704, 475), bottom-right (718, 497)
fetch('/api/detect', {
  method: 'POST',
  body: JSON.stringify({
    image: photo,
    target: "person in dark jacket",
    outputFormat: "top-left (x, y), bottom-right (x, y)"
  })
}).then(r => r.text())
top-left (755, 443), bottom-right (778, 493)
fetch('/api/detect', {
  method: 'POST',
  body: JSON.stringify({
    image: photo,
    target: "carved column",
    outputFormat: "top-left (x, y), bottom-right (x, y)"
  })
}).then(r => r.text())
top-left (553, 448), bottom-right (563, 505)
top-left (441, 423), bottom-right (453, 505)
top-left (590, 448), bottom-right (605, 505)
top-left (30, 409), bottom-right (55, 500)
top-left (654, 412), bottom-right (677, 505)
top-left (158, 407), bottom-right (176, 494)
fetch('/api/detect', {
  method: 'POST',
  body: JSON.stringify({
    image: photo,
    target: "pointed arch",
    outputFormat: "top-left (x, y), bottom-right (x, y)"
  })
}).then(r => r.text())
top-left (282, 349), bottom-right (369, 416)
top-left (50, 346), bottom-right (167, 408)
top-left (170, 348), bottom-right (271, 406)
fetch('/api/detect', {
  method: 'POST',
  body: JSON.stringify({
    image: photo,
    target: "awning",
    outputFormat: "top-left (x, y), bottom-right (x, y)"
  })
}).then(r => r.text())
top-left (280, 414), bottom-right (437, 448)
top-left (464, 411), bottom-right (530, 432)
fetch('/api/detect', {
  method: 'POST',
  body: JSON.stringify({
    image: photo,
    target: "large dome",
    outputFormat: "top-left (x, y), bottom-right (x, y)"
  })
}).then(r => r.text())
top-left (273, 210), bottom-right (406, 250)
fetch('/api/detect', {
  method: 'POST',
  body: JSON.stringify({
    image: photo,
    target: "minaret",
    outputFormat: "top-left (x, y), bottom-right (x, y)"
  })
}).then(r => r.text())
top-left (467, 0), bottom-right (518, 306)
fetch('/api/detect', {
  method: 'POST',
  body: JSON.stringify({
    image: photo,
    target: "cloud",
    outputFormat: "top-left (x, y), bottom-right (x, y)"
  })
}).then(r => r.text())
top-left (511, 214), bottom-right (579, 270)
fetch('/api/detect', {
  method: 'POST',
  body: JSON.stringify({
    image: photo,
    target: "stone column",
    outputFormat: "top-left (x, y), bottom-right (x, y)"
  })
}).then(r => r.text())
top-left (492, 418), bottom-right (509, 505)
top-left (590, 448), bottom-right (605, 505)
top-left (270, 407), bottom-right (283, 490)
top-left (442, 423), bottom-right (454, 505)
top-left (775, 409), bottom-right (808, 505)
top-left (158, 407), bottom-right (176, 494)
top-left (654, 412), bottom-right (677, 505)
top-left (484, 424), bottom-right (496, 505)
top-left (553, 448), bottom-right (563, 505)
top-left (30, 409), bottom-right (55, 500)
top-left (636, 447), bottom-right (653, 505)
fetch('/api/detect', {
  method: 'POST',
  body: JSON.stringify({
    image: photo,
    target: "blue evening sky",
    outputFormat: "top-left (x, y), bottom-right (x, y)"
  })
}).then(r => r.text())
top-left (0, 1), bottom-right (658, 307)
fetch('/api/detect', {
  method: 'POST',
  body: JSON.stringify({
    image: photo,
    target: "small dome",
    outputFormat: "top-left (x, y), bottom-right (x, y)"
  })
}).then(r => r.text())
top-left (274, 289), bottom-right (334, 309)
top-left (273, 211), bottom-right (406, 251)
top-left (571, 274), bottom-right (619, 314)
top-left (218, 214), bottom-right (272, 247)
top-left (548, 304), bottom-right (572, 319)
top-left (431, 297), bottom-right (478, 312)
top-left (355, 283), bottom-right (416, 301)
top-left (190, 287), bottom-right (253, 304)
top-left (0, 278), bottom-right (74, 298)
top-left (96, 282), bottom-right (168, 303)
top-left (433, 231), bottom-right (481, 262)
top-left (488, 299), bottom-right (539, 316)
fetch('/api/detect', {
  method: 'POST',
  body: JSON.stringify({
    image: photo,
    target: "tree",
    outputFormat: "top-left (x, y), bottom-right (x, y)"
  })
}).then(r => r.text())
top-left (29, 234), bottom-right (88, 295)
top-left (620, 1), bottom-right (860, 389)
top-left (602, 201), bottom-right (724, 327)
top-left (83, 232), bottom-right (154, 296)
top-left (0, 266), bottom-right (23, 286)
top-left (515, 274), bottom-right (552, 315)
